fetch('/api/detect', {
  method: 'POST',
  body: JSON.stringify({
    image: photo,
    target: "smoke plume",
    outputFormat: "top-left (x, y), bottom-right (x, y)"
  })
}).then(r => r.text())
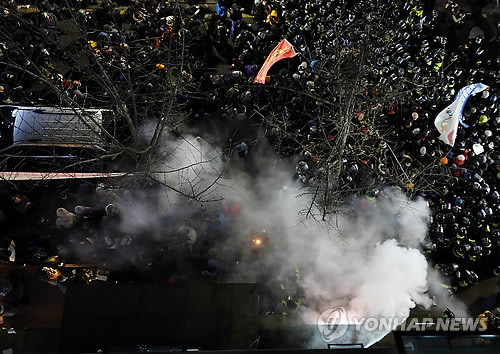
top-left (69, 127), bottom-right (463, 348)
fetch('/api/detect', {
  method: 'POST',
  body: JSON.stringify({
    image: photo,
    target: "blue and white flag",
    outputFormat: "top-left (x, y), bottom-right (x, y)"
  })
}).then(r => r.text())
top-left (434, 83), bottom-right (489, 146)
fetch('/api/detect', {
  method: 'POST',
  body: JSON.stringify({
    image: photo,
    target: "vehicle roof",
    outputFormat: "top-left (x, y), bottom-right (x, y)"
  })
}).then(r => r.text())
top-left (11, 106), bottom-right (105, 146)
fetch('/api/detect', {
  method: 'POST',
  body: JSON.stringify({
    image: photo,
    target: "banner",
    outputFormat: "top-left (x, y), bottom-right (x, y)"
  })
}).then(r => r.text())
top-left (253, 39), bottom-right (297, 84)
top-left (434, 83), bottom-right (489, 146)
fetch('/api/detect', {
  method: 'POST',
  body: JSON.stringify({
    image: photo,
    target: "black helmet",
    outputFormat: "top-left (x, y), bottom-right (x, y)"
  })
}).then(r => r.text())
top-left (452, 205), bottom-right (462, 215)
top-left (462, 208), bottom-right (472, 220)
top-left (477, 155), bottom-right (488, 164)
top-left (493, 265), bottom-right (500, 276)
top-left (481, 237), bottom-right (491, 246)
top-left (448, 223), bottom-right (459, 233)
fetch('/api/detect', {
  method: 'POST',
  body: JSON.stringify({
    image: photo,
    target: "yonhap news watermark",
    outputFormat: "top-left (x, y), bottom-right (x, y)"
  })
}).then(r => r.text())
top-left (317, 307), bottom-right (487, 342)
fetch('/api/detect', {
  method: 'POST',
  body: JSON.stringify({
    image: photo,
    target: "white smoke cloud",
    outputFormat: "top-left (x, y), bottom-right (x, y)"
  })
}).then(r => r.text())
top-left (217, 178), bottom-right (435, 348)
top-left (139, 122), bottom-right (231, 204)
top-left (94, 127), bottom-right (463, 348)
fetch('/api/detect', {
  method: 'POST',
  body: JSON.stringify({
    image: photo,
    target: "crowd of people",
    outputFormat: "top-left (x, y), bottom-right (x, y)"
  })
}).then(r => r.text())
top-left (209, 0), bottom-right (500, 296)
top-left (0, 0), bottom-right (499, 323)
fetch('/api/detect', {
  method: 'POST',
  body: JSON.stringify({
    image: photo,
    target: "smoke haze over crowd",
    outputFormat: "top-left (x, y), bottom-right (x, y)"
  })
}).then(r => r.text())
top-left (101, 130), bottom-right (463, 347)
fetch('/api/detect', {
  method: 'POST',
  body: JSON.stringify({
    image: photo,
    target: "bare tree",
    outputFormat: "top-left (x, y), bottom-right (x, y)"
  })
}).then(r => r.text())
top-left (256, 2), bottom-right (455, 218)
top-left (0, 1), bottom-right (227, 202)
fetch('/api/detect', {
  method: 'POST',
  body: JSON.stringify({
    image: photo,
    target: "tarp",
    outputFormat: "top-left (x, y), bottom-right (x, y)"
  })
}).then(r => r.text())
top-left (11, 106), bottom-right (104, 146)
top-left (253, 39), bottom-right (297, 84)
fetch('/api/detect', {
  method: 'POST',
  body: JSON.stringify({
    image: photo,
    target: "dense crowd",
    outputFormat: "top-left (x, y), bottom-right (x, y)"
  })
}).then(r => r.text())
top-left (211, 0), bottom-right (500, 294)
top-left (0, 0), bottom-right (499, 322)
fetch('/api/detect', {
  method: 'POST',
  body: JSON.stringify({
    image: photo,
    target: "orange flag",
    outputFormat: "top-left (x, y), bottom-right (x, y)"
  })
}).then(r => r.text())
top-left (253, 39), bottom-right (297, 84)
